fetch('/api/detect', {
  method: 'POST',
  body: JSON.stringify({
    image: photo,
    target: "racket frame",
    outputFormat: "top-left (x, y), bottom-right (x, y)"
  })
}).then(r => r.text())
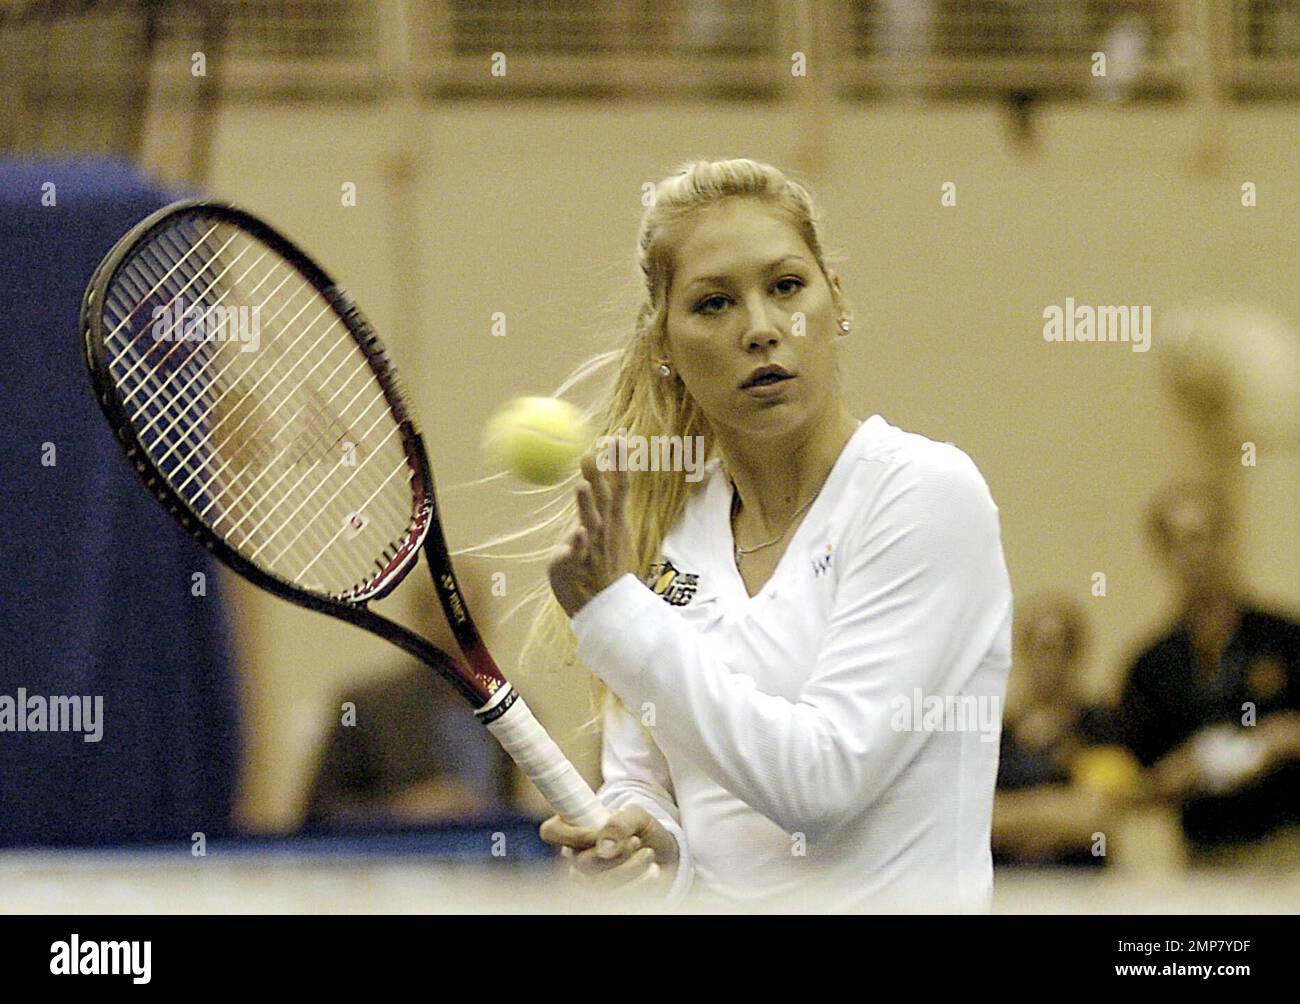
top-left (81, 200), bottom-right (502, 711)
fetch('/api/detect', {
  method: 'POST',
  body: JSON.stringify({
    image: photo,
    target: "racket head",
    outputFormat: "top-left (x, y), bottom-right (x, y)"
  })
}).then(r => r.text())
top-left (81, 200), bottom-right (435, 609)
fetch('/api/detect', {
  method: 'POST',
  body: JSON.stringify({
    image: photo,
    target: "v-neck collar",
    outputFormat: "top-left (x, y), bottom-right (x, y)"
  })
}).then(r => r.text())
top-left (712, 417), bottom-right (872, 602)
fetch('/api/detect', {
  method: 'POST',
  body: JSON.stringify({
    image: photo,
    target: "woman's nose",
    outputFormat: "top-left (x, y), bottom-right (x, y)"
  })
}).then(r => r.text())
top-left (742, 304), bottom-right (783, 349)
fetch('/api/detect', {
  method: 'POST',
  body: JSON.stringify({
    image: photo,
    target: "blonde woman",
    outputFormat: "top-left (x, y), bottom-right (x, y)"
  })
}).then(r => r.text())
top-left (533, 159), bottom-right (1012, 910)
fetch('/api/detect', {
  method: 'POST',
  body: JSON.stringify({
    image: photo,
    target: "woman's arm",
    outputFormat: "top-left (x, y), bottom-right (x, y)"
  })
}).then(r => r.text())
top-left (595, 693), bottom-right (693, 899)
top-left (598, 691), bottom-right (680, 818)
top-left (571, 446), bottom-right (1012, 841)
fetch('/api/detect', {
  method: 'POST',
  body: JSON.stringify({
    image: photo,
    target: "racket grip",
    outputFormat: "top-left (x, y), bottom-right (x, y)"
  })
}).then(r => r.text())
top-left (484, 691), bottom-right (611, 829)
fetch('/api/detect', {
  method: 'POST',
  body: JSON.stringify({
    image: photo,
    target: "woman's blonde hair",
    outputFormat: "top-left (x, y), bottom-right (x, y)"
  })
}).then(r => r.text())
top-left (465, 158), bottom-right (838, 723)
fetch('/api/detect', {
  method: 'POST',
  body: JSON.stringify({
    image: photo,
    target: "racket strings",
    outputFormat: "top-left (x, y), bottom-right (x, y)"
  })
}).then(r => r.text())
top-left (111, 235), bottom-right (412, 592)
top-left (114, 236), bottom-right (261, 460)
top-left (102, 212), bottom-right (421, 597)
top-left (199, 346), bottom-right (379, 526)
top-left (128, 238), bottom-right (289, 436)
top-left (111, 232), bottom-right (325, 508)
top-left (171, 228), bottom-right (416, 588)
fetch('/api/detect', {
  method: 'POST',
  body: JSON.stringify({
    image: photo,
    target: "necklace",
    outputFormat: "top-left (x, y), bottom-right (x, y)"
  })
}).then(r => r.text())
top-left (731, 480), bottom-right (824, 567)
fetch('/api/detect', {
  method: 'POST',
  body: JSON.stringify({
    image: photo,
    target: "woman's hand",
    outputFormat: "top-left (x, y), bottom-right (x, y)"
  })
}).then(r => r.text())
top-left (548, 449), bottom-right (633, 617)
top-left (539, 803), bottom-right (679, 893)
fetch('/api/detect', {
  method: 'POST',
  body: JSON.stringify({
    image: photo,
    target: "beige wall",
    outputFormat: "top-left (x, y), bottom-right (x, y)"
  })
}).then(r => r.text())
top-left (185, 100), bottom-right (1299, 830)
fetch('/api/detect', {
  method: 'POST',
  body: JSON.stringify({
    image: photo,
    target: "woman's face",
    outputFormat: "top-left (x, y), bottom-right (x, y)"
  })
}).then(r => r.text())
top-left (661, 198), bottom-right (843, 441)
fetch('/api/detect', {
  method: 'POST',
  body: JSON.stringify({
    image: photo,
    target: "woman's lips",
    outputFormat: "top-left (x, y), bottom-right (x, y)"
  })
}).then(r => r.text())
top-left (742, 376), bottom-right (795, 399)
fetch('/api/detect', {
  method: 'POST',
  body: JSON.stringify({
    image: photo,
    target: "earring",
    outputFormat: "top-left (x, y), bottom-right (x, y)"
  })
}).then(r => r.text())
top-left (838, 318), bottom-right (851, 334)
top-left (658, 362), bottom-right (671, 376)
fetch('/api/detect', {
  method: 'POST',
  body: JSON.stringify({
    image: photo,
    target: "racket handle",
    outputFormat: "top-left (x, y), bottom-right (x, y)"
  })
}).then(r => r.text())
top-left (483, 690), bottom-right (611, 829)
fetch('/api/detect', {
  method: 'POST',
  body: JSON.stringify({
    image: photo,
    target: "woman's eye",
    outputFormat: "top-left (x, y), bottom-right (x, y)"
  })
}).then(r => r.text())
top-left (695, 294), bottom-right (729, 315)
top-left (693, 280), bottom-right (801, 314)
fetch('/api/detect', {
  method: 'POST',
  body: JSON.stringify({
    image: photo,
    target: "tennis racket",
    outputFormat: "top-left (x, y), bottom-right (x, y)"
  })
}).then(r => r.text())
top-left (80, 200), bottom-right (609, 829)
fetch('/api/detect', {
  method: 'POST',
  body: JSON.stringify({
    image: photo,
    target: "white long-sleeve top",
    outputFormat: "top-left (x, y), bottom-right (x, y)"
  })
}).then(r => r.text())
top-left (569, 415), bottom-right (1013, 911)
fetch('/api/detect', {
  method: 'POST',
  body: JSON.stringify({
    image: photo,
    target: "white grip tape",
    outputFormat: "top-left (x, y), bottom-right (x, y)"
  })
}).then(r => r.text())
top-left (485, 694), bottom-right (610, 829)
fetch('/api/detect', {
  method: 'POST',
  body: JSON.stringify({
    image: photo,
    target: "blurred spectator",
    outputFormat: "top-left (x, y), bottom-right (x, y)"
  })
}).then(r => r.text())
top-left (1114, 480), bottom-right (1300, 860)
top-left (303, 664), bottom-right (512, 829)
top-left (302, 566), bottom-right (514, 830)
top-left (993, 593), bottom-right (1138, 866)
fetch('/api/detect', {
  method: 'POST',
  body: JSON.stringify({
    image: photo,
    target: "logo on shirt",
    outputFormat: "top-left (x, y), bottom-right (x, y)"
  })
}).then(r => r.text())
top-left (644, 559), bottom-right (699, 607)
top-left (812, 542), bottom-right (834, 577)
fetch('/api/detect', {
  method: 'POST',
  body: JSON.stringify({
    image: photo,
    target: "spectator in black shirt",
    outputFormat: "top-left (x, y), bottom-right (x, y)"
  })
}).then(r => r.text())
top-left (1116, 480), bottom-right (1300, 856)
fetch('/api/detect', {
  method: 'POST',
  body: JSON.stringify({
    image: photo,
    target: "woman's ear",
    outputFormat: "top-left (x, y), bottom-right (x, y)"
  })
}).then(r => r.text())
top-left (826, 268), bottom-right (848, 312)
top-left (825, 269), bottom-right (853, 329)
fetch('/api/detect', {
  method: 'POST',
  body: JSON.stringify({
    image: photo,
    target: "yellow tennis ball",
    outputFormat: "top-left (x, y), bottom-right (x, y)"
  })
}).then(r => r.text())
top-left (483, 396), bottom-right (590, 485)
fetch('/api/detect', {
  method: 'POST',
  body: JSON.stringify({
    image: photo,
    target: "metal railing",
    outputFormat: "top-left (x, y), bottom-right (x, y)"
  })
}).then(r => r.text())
top-left (1, 1), bottom-right (1296, 162)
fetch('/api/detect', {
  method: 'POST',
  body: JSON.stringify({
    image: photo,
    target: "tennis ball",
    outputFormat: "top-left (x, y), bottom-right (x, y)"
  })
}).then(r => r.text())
top-left (483, 396), bottom-right (590, 485)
